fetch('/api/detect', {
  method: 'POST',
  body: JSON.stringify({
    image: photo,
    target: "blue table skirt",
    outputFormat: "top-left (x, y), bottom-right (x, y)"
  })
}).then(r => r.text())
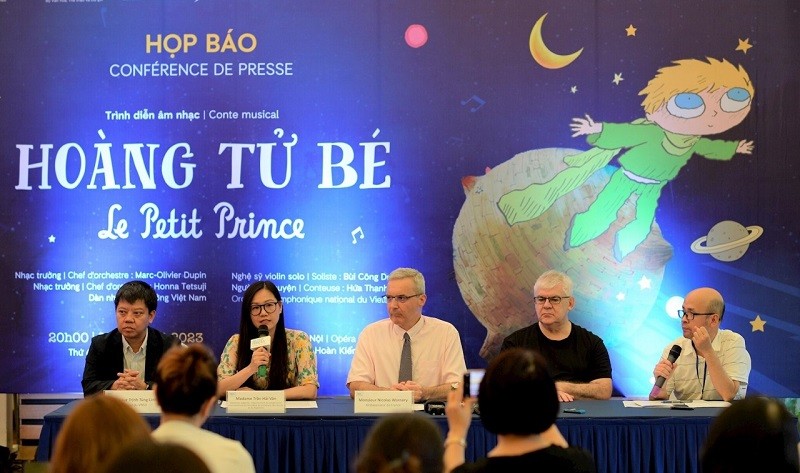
top-left (37, 397), bottom-right (719, 473)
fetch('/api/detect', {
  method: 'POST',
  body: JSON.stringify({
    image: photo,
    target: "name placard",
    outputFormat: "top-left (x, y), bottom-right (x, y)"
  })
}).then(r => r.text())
top-left (104, 390), bottom-right (161, 413)
top-left (353, 391), bottom-right (414, 413)
top-left (226, 390), bottom-right (286, 413)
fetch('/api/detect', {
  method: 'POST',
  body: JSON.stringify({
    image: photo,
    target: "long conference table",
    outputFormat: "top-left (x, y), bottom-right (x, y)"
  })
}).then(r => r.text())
top-left (37, 397), bottom-right (722, 473)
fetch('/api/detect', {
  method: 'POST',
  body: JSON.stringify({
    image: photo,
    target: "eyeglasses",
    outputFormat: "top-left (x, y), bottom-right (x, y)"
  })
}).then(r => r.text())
top-left (116, 309), bottom-right (149, 319)
top-left (251, 302), bottom-right (279, 316)
top-left (677, 309), bottom-right (715, 321)
top-left (534, 296), bottom-right (571, 305)
top-left (383, 294), bottom-right (422, 304)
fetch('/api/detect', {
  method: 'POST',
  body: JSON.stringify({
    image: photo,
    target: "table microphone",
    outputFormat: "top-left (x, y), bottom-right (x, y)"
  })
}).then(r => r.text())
top-left (650, 344), bottom-right (682, 398)
top-left (249, 325), bottom-right (271, 377)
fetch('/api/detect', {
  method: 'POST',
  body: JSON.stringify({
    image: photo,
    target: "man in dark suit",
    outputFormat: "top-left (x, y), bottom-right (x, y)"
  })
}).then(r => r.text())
top-left (82, 280), bottom-right (178, 396)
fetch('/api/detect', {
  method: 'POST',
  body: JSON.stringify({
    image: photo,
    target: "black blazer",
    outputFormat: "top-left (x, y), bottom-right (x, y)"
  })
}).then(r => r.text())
top-left (81, 327), bottom-right (179, 396)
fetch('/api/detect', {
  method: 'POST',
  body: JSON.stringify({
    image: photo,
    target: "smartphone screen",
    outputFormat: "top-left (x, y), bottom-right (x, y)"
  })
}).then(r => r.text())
top-left (463, 369), bottom-right (484, 398)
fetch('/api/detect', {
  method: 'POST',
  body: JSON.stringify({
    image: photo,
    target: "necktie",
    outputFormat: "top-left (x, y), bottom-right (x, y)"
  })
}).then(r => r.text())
top-left (398, 332), bottom-right (412, 382)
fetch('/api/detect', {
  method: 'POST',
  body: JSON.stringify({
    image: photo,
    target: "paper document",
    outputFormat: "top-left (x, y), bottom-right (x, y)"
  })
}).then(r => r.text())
top-left (623, 400), bottom-right (730, 408)
top-left (287, 401), bottom-right (318, 408)
top-left (221, 400), bottom-right (318, 409)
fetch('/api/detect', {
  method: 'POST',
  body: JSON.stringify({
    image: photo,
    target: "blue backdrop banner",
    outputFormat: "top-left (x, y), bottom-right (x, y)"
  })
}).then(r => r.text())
top-left (1, 1), bottom-right (798, 397)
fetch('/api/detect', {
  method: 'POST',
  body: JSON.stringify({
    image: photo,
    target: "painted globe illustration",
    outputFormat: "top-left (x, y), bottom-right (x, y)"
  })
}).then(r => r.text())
top-left (452, 148), bottom-right (673, 358)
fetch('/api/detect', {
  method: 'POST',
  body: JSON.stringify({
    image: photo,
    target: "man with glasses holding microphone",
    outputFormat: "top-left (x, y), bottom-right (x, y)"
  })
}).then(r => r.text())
top-left (501, 270), bottom-right (612, 402)
top-left (649, 287), bottom-right (750, 401)
top-left (347, 267), bottom-right (466, 402)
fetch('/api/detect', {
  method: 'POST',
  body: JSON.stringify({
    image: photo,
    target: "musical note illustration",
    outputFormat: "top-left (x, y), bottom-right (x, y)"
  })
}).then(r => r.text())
top-left (460, 95), bottom-right (486, 112)
top-left (351, 226), bottom-right (365, 244)
top-left (446, 136), bottom-right (464, 147)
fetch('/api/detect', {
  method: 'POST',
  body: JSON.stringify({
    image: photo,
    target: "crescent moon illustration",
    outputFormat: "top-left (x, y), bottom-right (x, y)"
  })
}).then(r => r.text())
top-left (529, 13), bottom-right (583, 69)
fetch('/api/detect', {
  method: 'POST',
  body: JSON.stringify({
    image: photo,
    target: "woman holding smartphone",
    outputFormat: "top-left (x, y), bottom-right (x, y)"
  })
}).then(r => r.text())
top-left (444, 349), bottom-right (595, 472)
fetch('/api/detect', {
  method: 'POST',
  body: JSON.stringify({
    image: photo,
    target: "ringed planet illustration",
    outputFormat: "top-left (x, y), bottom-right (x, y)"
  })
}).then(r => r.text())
top-left (690, 220), bottom-right (763, 262)
top-left (529, 13), bottom-right (583, 69)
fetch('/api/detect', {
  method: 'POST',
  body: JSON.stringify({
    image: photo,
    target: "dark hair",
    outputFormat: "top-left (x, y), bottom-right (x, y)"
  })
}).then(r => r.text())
top-left (154, 344), bottom-right (218, 415)
top-left (115, 280), bottom-right (158, 312)
top-left (478, 348), bottom-right (559, 435)
top-left (235, 281), bottom-right (289, 390)
top-left (99, 439), bottom-right (212, 473)
top-left (702, 397), bottom-right (800, 473)
top-left (354, 413), bottom-right (444, 473)
top-left (50, 395), bottom-right (151, 473)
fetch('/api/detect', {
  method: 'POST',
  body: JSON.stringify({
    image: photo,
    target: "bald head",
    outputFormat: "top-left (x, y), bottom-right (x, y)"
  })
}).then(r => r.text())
top-left (685, 287), bottom-right (725, 321)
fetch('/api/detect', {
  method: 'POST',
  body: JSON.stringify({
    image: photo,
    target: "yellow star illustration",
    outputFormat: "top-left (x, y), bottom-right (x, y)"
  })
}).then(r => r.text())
top-left (736, 38), bottom-right (753, 54)
top-left (750, 315), bottom-right (766, 332)
top-left (612, 73), bottom-right (624, 85)
top-left (625, 24), bottom-right (637, 36)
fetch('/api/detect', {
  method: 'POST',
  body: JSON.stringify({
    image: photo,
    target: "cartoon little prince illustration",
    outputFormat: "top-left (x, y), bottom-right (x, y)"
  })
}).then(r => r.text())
top-left (498, 57), bottom-right (754, 260)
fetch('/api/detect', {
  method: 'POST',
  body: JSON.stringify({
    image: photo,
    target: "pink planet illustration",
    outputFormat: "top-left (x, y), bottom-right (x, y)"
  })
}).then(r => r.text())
top-left (404, 24), bottom-right (428, 48)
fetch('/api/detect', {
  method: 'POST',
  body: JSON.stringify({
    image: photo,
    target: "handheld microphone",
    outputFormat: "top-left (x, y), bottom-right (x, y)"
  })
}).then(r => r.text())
top-left (650, 344), bottom-right (682, 397)
top-left (249, 325), bottom-right (271, 378)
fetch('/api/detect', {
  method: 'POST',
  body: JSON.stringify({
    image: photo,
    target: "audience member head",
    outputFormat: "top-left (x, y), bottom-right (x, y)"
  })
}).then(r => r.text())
top-left (154, 344), bottom-right (218, 417)
top-left (478, 348), bottom-right (559, 435)
top-left (99, 439), bottom-right (212, 473)
top-left (49, 395), bottom-right (151, 473)
top-left (702, 397), bottom-right (800, 473)
top-left (354, 413), bottom-right (444, 473)
top-left (235, 280), bottom-right (289, 389)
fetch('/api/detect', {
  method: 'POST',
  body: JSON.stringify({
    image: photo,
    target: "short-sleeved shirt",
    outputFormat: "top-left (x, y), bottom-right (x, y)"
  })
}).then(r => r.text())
top-left (218, 328), bottom-right (319, 389)
top-left (661, 329), bottom-right (750, 400)
top-left (501, 323), bottom-right (612, 382)
top-left (153, 420), bottom-right (256, 473)
top-left (346, 316), bottom-right (466, 388)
